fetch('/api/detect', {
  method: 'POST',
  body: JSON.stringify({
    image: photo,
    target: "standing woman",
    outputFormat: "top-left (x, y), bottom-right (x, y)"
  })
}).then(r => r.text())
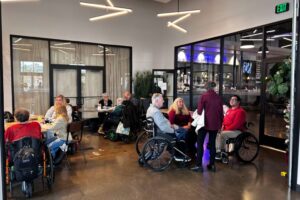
top-left (191, 81), bottom-right (223, 172)
top-left (45, 105), bottom-right (70, 165)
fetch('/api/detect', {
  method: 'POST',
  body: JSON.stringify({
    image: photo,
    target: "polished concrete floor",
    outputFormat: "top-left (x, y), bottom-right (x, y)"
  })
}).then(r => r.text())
top-left (6, 131), bottom-right (300, 200)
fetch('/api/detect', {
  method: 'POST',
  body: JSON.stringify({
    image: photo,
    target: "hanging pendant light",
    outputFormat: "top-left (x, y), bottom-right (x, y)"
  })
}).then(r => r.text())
top-left (80, 0), bottom-right (132, 22)
top-left (240, 41), bottom-right (255, 49)
top-left (257, 46), bottom-right (269, 54)
top-left (157, 0), bottom-right (200, 33)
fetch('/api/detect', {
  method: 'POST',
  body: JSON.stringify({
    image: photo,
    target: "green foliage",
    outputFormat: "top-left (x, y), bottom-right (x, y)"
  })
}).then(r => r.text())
top-left (134, 71), bottom-right (153, 98)
top-left (267, 58), bottom-right (291, 98)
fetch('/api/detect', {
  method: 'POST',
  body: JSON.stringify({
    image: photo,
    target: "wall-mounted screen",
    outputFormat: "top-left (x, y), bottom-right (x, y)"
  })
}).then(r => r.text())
top-left (242, 60), bottom-right (253, 74)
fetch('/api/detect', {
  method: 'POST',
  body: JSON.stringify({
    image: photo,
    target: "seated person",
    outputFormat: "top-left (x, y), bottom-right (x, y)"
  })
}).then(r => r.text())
top-left (168, 97), bottom-right (192, 130)
top-left (5, 108), bottom-right (42, 144)
top-left (122, 92), bottom-right (140, 133)
top-left (168, 98), bottom-right (195, 153)
top-left (123, 91), bottom-right (139, 107)
top-left (101, 98), bottom-right (124, 133)
top-left (216, 95), bottom-right (246, 159)
top-left (45, 105), bottom-right (69, 165)
top-left (98, 93), bottom-right (113, 124)
top-left (45, 94), bottom-right (72, 123)
top-left (146, 93), bottom-right (187, 141)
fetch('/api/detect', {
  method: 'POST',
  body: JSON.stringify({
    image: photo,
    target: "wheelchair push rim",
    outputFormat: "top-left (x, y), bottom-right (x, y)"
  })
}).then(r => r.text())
top-left (135, 130), bottom-right (152, 155)
top-left (141, 137), bottom-right (174, 172)
top-left (235, 132), bottom-right (259, 163)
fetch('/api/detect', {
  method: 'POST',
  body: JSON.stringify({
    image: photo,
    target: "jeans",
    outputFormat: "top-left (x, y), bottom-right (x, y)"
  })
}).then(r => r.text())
top-left (195, 127), bottom-right (218, 166)
top-left (175, 127), bottom-right (187, 140)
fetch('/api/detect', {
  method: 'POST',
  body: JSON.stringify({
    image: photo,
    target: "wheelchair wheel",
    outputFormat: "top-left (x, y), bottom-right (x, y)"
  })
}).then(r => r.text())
top-left (235, 132), bottom-right (259, 163)
top-left (135, 131), bottom-right (152, 155)
top-left (45, 147), bottom-right (54, 190)
top-left (141, 137), bottom-right (174, 172)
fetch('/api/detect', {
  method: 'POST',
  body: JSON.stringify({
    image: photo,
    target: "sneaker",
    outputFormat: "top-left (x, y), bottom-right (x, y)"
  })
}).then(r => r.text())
top-left (215, 152), bottom-right (222, 160)
top-left (174, 155), bottom-right (191, 162)
top-left (190, 165), bottom-right (203, 173)
top-left (174, 155), bottom-right (184, 162)
top-left (222, 153), bottom-right (229, 164)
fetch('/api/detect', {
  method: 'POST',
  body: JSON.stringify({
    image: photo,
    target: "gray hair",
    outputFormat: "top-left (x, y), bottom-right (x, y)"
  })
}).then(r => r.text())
top-left (151, 93), bottom-right (162, 105)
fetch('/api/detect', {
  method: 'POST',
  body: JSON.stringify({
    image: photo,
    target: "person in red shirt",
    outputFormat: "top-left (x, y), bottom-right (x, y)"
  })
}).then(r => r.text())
top-left (216, 95), bottom-right (246, 160)
top-left (5, 108), bottom-right (42, 144)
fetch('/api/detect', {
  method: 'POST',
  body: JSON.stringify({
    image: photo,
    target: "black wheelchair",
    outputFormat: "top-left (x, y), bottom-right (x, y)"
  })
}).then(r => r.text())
top-left (218, 122), bottom-right (259, 164)
top-left (5, 137), bottom-right (54, 198)
top-left (136, 117), bottom-right (191, 172)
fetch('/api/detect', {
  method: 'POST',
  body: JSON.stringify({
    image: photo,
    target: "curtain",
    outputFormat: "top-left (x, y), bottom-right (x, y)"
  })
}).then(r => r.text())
top-left (12, 37), bottom-right (49, 115)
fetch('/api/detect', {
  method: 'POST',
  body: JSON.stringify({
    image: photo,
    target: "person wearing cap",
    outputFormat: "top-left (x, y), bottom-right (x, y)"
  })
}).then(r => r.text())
top-left (98, 93), bottom-right (113, 124)
top-left (191, 81), bottom-right (223, 173)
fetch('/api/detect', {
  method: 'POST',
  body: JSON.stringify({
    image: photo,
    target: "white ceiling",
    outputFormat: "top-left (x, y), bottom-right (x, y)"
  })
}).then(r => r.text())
top-left (153, 0), bottom-right (172, 3)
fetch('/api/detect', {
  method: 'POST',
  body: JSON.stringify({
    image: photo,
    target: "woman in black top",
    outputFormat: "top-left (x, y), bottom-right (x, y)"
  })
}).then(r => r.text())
top-left (98, 93), bottom-right (113, 124)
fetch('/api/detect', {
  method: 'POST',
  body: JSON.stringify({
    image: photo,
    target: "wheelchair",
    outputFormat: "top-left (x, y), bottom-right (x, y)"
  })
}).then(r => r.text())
top-left (5, 137), bottom-right (54, 198)
top-left (218, 122), bottom-right (259, 164)
top-left (137, 117), bottom-right (191, 172)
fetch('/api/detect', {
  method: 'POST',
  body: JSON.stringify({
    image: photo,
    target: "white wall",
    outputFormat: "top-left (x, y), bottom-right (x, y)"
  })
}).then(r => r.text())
top-left (1, 0), bottom-right (293, 111)
top-left (2, 0), bottom-right (165, 111)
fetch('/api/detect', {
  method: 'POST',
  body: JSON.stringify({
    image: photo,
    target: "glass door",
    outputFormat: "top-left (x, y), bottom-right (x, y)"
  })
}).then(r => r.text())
top-left (261, 61), bottom-right (287, 149)
top-left (51, 66), bottom-right (103, 119)
top-left (153, 69), bottom-right (174, 109)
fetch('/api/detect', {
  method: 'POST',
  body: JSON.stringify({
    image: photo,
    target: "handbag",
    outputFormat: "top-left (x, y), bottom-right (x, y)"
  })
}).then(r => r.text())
top-left (116, 122), bottom-right (130, 135)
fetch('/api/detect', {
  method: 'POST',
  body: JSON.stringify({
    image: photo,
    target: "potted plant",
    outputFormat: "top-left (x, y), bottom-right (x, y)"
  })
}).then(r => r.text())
top-left (134, 71), bottom-right (154, 99)
top-left (267, 58), bottom-right (291, 158)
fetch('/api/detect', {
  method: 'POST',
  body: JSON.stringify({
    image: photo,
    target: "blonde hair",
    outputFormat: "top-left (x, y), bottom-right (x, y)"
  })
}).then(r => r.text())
top-left (55, 105), bottom-right (69, 122)
top-left (54, 94), bottom-right (67, 107)
top-left (168, 97), bottom-right (189, 115)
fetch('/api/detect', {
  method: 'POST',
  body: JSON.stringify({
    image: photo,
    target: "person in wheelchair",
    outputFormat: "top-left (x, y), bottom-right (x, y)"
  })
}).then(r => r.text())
top-left (5, 108), bottom-right (42, 144)
top-left (101, 98), bottom-right (124, 134)
top-left (146, 93), bottom-right (190, 162)
top-left (5, 108), bottom-right (44, 197)
top-left (215, 95), bottom-right (246, 163)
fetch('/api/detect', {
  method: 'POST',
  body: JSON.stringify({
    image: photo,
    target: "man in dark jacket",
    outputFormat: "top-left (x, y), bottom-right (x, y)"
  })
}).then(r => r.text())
top-left (191, 81), bottom-right (223, 172)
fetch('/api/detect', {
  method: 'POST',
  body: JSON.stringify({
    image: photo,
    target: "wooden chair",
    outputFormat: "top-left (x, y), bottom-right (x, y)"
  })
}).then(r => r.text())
top-left (66, 121), bottom-right (86, 166)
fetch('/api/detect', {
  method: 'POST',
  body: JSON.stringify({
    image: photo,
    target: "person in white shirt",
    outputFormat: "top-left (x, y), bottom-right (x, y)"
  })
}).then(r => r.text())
top-left (45, 94), bottom-right (72, 123)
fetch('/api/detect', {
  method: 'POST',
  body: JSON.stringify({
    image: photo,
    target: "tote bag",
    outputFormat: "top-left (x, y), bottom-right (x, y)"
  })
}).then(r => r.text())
top-left (116, 122), bottom-right (130, 135)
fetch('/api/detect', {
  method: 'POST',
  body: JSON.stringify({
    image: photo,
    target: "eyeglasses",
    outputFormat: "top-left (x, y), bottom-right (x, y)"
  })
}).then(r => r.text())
top-left (230, 98), bottom-right (238, 101)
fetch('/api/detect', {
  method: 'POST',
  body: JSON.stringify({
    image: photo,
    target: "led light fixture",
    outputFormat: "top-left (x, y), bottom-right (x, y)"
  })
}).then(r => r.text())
top-left (157, 0), bottom-right (200, 33)
top-left (240, 41), bottom-right (255, 49)
top-left (80, 0), bottom-right (132, 21)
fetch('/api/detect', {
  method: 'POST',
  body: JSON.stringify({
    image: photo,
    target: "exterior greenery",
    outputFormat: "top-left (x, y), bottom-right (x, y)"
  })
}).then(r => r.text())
top-left (267, 58), bottom-right (291, 98)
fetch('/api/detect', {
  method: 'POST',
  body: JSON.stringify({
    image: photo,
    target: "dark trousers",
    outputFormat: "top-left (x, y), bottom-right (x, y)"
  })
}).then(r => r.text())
top-left (195, 128), bottom-right (218, 166)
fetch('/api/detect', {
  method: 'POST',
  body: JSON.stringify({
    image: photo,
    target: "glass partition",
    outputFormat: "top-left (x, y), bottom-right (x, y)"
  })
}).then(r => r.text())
top-left (105, 47), bottom-right (130, 104)
top-left (176, 45), bottom-right (192, 108)
top-left (264, 21), bottom-right (292, 140)
top-left (192, 39), bottom-right (221, 109)
top-left (50, 41), bottom-right (104, 66)
top-left (12, 37), bottom-right (49, 115)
